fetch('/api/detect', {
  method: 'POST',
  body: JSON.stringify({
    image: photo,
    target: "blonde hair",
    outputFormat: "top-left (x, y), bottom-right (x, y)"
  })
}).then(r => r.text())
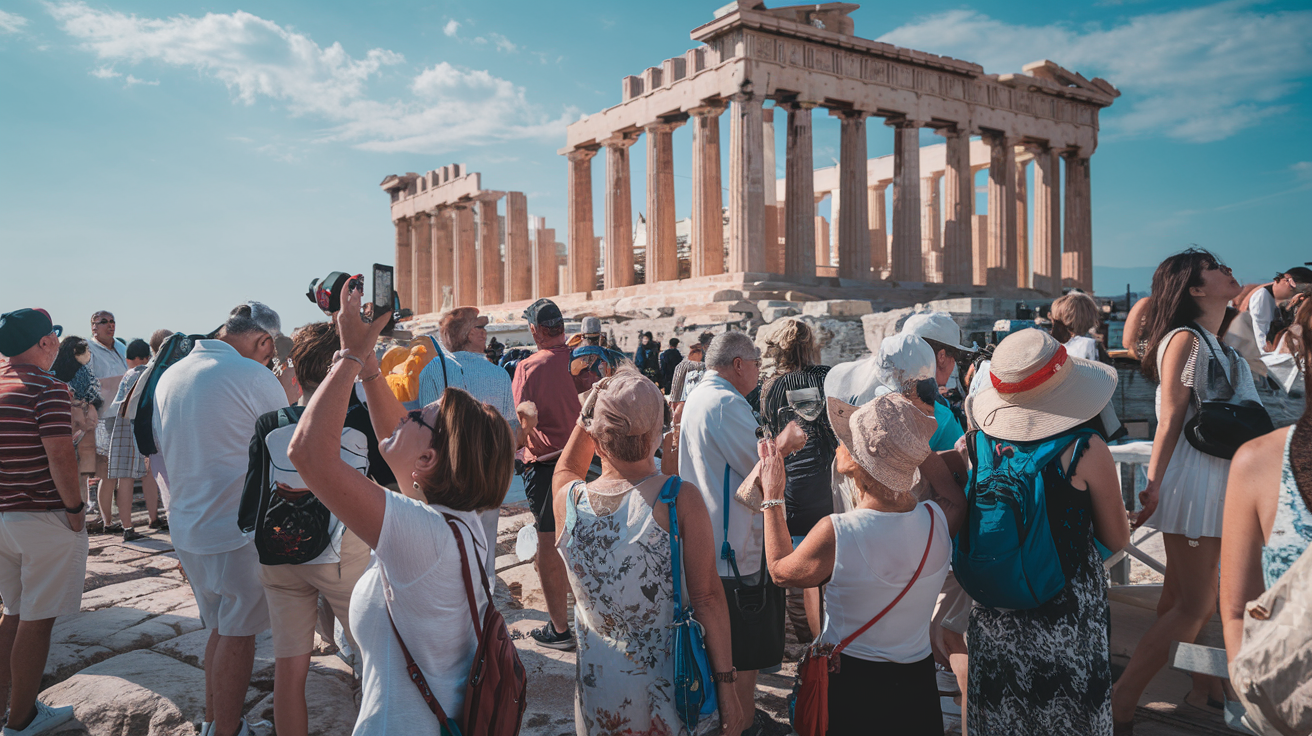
top-left (763, 319), bottom-right (819, 374)
top-left (1051, 292), bottom-right (1101, 336)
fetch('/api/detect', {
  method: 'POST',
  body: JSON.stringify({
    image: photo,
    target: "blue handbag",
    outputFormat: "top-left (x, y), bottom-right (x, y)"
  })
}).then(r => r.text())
top-left (659, 475), bottom-right (719, 731)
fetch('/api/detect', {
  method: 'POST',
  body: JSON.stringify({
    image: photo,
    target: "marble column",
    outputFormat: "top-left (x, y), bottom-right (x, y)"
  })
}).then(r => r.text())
top-left (1032, 147), bottom-right (1062, 297)
top-left (1063, 153), bottom-right (1092, 291)
top-left (762, 108), bottom-right (783, 275)
top-left (475, 194), bottom-right (504, 306)
top-left (781, 101), bottom-right (816, 280)
top-left (690, 104), bottom-right (725, 278)
top-left (645, 121), bottom-right (682, 284)
top-left (1014, 158), bottom-right (1030, 289)
top-left (394, 217), bottom-right (413, 311)
top-left (728, 91), bottom-right (766, 274)
top-left (603, 133), bottom-right (639, 290)
top-left (834, 109), bottom-right (872, 280)
top-left (814, 209), bottom-right (830, 268)
top-left (829, 189), bottom-right (840, 269)
top-left (452, 205), bottom-right (477, 307)
top-left (939, 129), bottom-right (973, 285)
top-left (566, 148), bottom-right (598, 293)
top-left (868, 182), bottom-right (889, 272)
top-left (890, 119), bottom-right (924, 282)
top-left (431, 208), bottom-right (454, 312)
top-left (972, 214), bottom-right (989, 286)
top-left (920, 173), bottom-right (942, 283)
top-left (504, 192), bottom-right (531, 302)
top-left (411, 214), bottom-right (433, 314)
top-left (985, 132), bottom-right (1018, 287)
top-left (533, 221), bottom-right (559, 298)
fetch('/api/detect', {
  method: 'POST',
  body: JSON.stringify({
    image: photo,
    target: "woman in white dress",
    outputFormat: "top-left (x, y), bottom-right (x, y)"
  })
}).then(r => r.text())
top-left (1111, 248), bottom-right (1255, 732)
top-left (552, 367), bottom-right (745, 736)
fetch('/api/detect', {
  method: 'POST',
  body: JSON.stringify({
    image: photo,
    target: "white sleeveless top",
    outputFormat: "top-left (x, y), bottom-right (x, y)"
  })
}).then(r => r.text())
top-left (818, 501), bottom-right (951, 664)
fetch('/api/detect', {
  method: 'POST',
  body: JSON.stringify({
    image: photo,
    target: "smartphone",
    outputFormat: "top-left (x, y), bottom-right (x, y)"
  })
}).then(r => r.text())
top-left (372, 264), bottom-right (397, 336)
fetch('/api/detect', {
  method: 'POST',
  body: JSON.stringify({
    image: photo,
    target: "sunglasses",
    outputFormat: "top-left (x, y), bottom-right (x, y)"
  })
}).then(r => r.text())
top-left (407, 409), bottom-right (436, 433)
top-left (94, 319), bottom-right (115, 326)
top-left (1202, 261), bottom-right (1232, 275)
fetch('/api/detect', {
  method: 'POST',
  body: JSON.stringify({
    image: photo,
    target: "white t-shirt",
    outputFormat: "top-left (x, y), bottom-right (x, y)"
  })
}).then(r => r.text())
top-left (1249, 287), bottom-right (1277, 356)
top-left (88, 338), bottom-right (129, 419)
top-left (350, 493), bottom-right (489, 735)
top-left (819, 501), bottom-right (951, 663)
top-left (152, 340), bottom-right (287, 554)
top-left (1064, 335), bottom-right (1100, 363)
top-left (677, 370), bottom-right (764, 578)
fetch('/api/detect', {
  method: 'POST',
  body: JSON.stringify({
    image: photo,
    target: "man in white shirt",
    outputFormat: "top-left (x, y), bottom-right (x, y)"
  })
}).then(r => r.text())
top-left (677, 330), bottom-right (776, 728)
top-left (86, 311), bottom-right (128, 520)
top-left (153, 302), bottom-right (287, 736)
top-left (1249, 267), bottom-right (1312, 359)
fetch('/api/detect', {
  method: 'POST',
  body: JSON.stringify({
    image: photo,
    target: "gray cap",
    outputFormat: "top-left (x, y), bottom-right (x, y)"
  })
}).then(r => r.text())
top-left (581, 316), bottom-right (602, 335)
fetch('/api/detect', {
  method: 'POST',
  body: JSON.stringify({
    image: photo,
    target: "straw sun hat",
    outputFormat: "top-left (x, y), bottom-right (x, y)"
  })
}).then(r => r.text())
top-left (968, 328), bottom-right (1117, 442)
top-left (827, 392), bottom-right (937, 494)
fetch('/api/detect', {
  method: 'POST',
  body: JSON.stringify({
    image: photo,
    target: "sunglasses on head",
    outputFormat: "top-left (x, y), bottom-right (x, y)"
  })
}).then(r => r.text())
top-left (407, 409), bottom-right (436, 433)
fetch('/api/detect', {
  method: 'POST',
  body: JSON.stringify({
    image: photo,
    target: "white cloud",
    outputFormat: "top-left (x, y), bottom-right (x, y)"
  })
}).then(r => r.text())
top-left (47, 2), bottom-right (571, 153)
top-left (90, 65), bottom-right (120, 79)
top-left (0, 10), bottom-right (28, 34)
top-left (124, 74), bottom-right (157, 86)
top-left (1294, 162), bottom-right (1312, 182)
top-left (878, 2), bottom-right (1312, 143)
top-left (443, 19), bottom-right (459, 38)
top-left (488, 33), bottom-right (517, 54)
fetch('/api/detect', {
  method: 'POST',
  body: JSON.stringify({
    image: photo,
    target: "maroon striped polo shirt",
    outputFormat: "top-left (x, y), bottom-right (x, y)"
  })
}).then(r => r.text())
top-left (0, 359), bottom-right (72, 511)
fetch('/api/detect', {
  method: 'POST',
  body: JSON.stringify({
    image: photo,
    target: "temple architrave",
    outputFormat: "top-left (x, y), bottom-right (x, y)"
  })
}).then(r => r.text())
top-left (387, 1), bottom-right (1118, 323)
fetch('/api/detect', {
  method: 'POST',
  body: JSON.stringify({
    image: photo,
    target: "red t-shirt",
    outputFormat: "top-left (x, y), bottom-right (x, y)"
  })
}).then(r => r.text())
top-left (511, 344), bottom-right (581, 463)
top-left (0, 360), bottom-right (73, 511)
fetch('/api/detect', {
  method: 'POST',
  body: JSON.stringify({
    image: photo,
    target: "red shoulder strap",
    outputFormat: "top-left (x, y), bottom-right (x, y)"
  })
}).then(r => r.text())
top-left (385, 601), bottom-right (451, 726)
top-left (444, 516), bottom-right (485, 639)
top-left (832, 504), bottom-right (937, 657)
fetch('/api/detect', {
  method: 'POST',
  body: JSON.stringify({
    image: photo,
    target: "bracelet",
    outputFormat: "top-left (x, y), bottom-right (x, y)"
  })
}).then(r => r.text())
top-left (64, 501), bottom-right (86, 514)
top-left (712, 668), bottom-right (737, 683)
top-left (335, 353), bottom-right (365, 370)
top-left (360, 371), bottom-right (382, 382)
top-left (760, 499), bottom-right (785, 510)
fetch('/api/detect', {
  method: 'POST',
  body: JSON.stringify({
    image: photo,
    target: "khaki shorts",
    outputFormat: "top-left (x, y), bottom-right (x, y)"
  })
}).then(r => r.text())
top-left (176, 543), bottom-right (271, 637)
top-left (258, 529), bottom-right (371, 658)
top-left (0, 511), bottom-right (89, 620)
top-left (933, 570), bottom-right (974, 635)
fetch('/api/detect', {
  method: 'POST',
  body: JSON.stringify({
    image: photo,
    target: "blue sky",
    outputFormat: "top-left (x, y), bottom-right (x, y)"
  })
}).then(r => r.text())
top-left (2, 0), bottom-right (1310, 341)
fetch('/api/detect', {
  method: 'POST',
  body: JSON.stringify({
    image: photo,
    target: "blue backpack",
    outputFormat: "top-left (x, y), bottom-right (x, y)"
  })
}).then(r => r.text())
top-left (953, 428), bottom-right (1097, 610)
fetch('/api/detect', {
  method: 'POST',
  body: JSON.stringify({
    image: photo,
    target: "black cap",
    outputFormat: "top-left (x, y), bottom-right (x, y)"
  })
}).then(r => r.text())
top-left (0, 309), bottom-right (62, 358)
top-left (523, 298), bottom-right (564, 329)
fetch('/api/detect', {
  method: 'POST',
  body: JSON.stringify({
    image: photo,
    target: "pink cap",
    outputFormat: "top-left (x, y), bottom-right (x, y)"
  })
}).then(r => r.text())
top-left (580, 367), bottom-right (666, 439)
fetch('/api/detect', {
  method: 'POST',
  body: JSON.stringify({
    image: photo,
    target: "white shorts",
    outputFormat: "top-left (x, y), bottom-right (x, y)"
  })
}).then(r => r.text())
top-left (933, 570), bottom-right (974, 636)
top-left (0, 511), bottom-right (88, 620)
top-left (176, 543), bottom-right (271, 637)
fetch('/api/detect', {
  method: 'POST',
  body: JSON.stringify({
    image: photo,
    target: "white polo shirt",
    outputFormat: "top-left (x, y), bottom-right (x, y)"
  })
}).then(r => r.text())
top-left (87, 338), bottom-right (128, 419)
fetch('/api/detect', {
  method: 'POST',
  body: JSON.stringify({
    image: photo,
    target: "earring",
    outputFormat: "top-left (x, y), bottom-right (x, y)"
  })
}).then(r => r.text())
top-left (413, 481), bottom-right (421, 491)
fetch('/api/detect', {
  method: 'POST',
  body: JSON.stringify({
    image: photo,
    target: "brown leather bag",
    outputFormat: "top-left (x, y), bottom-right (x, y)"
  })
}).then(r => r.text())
top-left (387, 515), bottom-right (528, 735)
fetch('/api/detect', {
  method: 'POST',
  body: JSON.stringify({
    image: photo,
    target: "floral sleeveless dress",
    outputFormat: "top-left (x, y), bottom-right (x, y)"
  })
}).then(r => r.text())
top-left (1262, 421), bottom-right (1312, 588)
top-left (557, 478), bottom-right (716, 736)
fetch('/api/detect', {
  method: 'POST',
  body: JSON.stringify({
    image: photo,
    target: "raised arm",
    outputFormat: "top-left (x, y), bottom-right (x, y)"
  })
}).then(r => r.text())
top-left (918, 450), bottom-right (966, 538)
top-left (550, 422), bottom-right (595, 541)
top-left (288, 280), bottom-right (391, 548)
top-left (760, 437), bottom-right (835, 588)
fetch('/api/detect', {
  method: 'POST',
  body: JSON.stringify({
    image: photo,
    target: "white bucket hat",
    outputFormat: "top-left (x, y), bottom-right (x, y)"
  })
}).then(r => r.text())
top-left (824, 333), bottom-right (935, 408)
top-left (967, 328), bottom-right (1117, 442)
top-left (902, 312), bottom-right (968, 352)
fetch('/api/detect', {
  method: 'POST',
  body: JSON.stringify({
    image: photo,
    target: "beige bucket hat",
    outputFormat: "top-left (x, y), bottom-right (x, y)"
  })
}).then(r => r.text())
top-left (827, 392), bottom-right (937, 493)
top-left (968, 328), bottom-right (1117, 442)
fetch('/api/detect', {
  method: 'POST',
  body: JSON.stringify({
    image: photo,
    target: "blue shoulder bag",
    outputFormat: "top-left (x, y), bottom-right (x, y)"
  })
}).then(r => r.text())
top-left (659, 475), bottom-right (719, 730)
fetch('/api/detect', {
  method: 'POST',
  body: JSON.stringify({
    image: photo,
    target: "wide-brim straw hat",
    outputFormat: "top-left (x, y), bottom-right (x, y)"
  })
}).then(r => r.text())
top-left (968, 328), bottom-right (1117, 442)
top-left (827, 393), bottom-right (936, 494)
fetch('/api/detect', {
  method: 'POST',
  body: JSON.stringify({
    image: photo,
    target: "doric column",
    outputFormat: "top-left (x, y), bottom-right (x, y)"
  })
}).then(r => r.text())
top-left (814, 205), bottom-right (830, 269)
top-left (504, 192), bottom-right (531, 302)
top-left (451, 204), bottom-right (477, 307)
top-left (395, 217), bottom-right (413, 311)
top-left (939, 128), bottom-right (973, 285)
top-left (1015, 158), bottom-right (1030, 289)
top-left (566, 148), bottom-right (598, 293)
top-left (1063, 153), bottom-right (1093, 291)
top-left (889, 119), bottom-right (924, 282)
top-left (645, 121), bottom-right (682, 284)
top-left (920, 173), bottom-right (942, 283)
top-left (603, 132), bottom-right (639, 289)
top-left (834, 109), bottom-right (872, 281)
top-left (868, 182), bottom-right (889, 272)
top-left (411, 212), bottom-right (434, 314)
top-left (533, 220), bottom-right (559, 298)
top-left (431, 208), bottom-right (454, 312)
top-left (985, 132), bottom-right (1018, 287)
top-left (781, 101), bottom-right (816, 280)
top-left (972, 213), bottom-right (989, 286)
top-left (829, 189), bottom-right (840, 269)
top-left (475, 193), bottom-right (505, 306)
top-left (762, 108), bottom-right (783, 275)
top-left (690, 104), bottom-right (725, 278)
top-left (1032, 147), bottom-right (1062, 296)
top-left (728, 91), bottom-right (766, 274)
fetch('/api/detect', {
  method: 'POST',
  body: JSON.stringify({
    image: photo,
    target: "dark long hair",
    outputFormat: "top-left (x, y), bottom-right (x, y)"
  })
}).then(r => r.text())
top-left (51, 336), bottom-right (89, 383)
top-left (1140, 248), bottom-right (1227, 382)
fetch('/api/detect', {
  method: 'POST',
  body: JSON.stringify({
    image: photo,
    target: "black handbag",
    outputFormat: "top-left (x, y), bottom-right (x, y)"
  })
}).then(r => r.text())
top-left (718, 465), bottom-right (786, 671)
top-left (1182, 326), bottom-right (1274, 460)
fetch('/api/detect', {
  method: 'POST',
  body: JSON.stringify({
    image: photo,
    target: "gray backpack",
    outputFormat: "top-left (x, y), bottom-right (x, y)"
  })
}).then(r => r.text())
top-left (1230, 545), bottom-right (1312, 736)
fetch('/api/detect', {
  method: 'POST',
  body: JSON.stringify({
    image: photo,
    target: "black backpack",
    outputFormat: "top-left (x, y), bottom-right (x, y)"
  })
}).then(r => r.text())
top-left (131, 332), bottom-right (205, 456)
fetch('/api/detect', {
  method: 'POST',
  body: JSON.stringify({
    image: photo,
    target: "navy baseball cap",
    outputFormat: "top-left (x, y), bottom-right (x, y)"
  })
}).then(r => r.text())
top-left (0, 309), bottom-right (62, 357)
top-left (523, 299), bottom-right (564, 329)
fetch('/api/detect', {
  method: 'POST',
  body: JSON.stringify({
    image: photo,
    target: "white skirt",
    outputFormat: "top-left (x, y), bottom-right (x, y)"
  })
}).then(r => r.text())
top-left (1144, 427), bottom-right (1230, 540)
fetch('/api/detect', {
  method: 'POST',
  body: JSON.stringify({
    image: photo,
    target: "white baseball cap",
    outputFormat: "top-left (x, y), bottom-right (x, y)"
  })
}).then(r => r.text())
top-left (901, 312), bottom-right (968, 352)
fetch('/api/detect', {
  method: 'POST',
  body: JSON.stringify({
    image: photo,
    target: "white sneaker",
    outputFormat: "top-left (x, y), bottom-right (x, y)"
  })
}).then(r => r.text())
top-left (3, 702), bottom-right (76, 736)
top-left (199, 723), bottom-right (212, 736)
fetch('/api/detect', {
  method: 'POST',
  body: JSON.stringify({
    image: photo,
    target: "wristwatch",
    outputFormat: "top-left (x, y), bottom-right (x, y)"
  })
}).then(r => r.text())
top-left (712, 668), bottom-right (737, 683)
top-left (64, 501), bottom-right (86, 514)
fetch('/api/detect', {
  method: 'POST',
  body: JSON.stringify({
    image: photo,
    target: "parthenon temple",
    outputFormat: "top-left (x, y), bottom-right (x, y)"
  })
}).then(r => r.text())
top-left (386, 0), bottom-right (1118, 319)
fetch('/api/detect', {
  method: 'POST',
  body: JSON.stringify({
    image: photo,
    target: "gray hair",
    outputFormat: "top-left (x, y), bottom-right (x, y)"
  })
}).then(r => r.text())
top-left (222, 302), bottom-right (282, 337)
top-left (705, 331), bottom-right (758, 369)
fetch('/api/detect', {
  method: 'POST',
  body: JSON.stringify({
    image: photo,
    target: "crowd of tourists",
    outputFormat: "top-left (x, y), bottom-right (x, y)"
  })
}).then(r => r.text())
top-left (0, 247), bottom-right (1308, 736)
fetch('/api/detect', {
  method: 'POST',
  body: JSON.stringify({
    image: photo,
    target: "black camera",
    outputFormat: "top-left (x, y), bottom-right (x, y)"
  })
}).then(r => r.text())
top-left (306, 266), bottom-right (400, 337)
top-left (307, 272), bottom-right (354, 314)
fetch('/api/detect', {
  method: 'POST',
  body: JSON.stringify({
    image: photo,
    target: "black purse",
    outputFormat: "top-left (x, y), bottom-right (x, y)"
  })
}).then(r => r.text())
top-left (718, 465), bottom-right (786, 671)
top-left (1182, 326), bottom-right (1273, 460)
